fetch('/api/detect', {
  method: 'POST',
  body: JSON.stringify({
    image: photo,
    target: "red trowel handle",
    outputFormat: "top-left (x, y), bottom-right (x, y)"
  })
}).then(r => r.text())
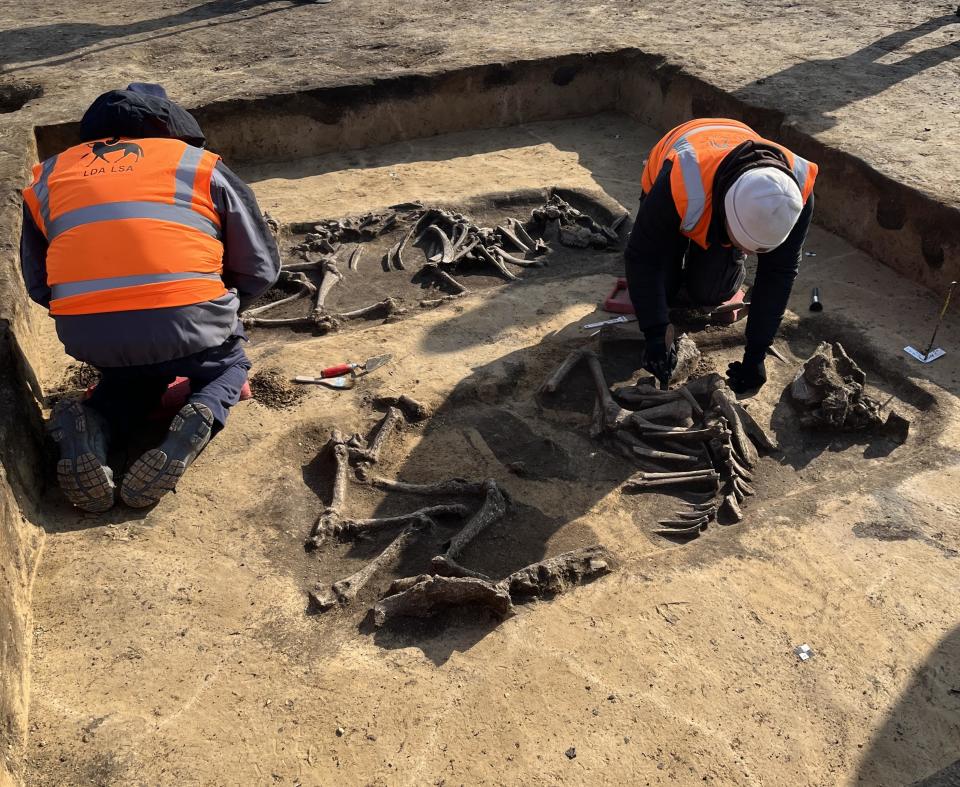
top-left (320, 363), bottom-right (356, 378)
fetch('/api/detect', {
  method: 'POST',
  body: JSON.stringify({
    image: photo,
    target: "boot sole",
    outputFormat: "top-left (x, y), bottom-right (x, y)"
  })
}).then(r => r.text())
top-left (50, 401), bottom-right (114, 513)
top-left (121, 403), bottom-right (213, 508)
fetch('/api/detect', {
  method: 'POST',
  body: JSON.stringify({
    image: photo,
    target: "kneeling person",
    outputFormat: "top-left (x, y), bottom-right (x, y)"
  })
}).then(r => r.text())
top-left (624, 117), bottom-right (818, 392)
top-left (20, 83), bottom-right (280, 512)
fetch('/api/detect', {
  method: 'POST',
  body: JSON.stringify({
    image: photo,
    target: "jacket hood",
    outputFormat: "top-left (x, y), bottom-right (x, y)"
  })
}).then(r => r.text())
top-left (80, 87), bottom-right (206, 147)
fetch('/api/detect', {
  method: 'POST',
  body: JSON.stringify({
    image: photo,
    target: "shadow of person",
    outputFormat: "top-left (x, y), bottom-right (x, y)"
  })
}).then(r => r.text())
top-left (363, 330), bottom-right (637, 664)
top-left (733, 14), bottom-right (960, 133)
top-left (855, 622), bottom-right (960, 785)
top-left (0, 0), bottom-right (293, 74)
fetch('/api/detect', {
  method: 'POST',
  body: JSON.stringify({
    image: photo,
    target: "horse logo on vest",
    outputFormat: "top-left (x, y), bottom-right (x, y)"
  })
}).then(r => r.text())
top-left (83, 138), bottom-right (144, 163)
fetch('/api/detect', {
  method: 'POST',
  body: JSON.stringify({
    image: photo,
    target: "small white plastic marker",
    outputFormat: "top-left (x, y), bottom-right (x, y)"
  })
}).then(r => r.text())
top-left (904, 280), bottom-right (956, 365)
top-left (794, 644), bottom-right (814, 662)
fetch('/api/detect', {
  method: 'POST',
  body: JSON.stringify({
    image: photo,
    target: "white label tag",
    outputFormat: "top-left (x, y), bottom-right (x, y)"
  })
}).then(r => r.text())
top-left (904, 346), bottom-right (946, 364)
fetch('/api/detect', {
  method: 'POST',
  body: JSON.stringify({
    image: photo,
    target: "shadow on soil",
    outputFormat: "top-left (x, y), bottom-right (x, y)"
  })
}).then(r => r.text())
top-left (855, 622), bottom-right (960, 786)
top-left (734, 13), bottom-right (960, 133)
top-left (0, 0), bottom-right (297, 74)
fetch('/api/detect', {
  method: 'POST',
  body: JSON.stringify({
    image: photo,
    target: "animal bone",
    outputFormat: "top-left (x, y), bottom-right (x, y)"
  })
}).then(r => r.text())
top-left (305, 432), bottom-right (350, 549)
top-left (370, 395), bottom-right (430, 422)
top-left (729, 400), bottom-right (778, 451)
top-left (347, 245), bottom-right (364, 272)
top-left (419, 294), bottom-right (464, 308)
top-left (638, 424), bottom-right (727, 442)
top-left (312, 522), bottom-right (424, 610)
top-left (242, 272), bottom-right (317, 317)
top-left (631, 399), bottom-right (694, 424)
top-left (506, 218), bottom-right (540, 253)
top-left (614, 432), bottom-right (698, 464)
top-left (431, 554), bottom-right (493, 581)
top-left (422, 262), bottom-right (468, 294)
top-left (711, 389), bottom-right (759, 468)
top-left (493, 247), bottom-right (543, 268)
top-left (720, 494), bottom-right (743, 522)
top-left (497, 545), bottom-right (614, 598)
top-left (337, 504), bottom-right (468, 538)
top-left (355, 471), bottom-right (488, 497)
top-left (654, 521), bottom-right (708, 537)
top-left (336, 297), bottom-right (406, 322)
top-left (443, 479), bottom-right (507, 560)
top-left (658, 515), bottom-right (710, 529)
top-left (474, 244), bottom-right (518, 281)
top-left (496, 224), bottom-right (531, 253)
top-left (424, 225), bottom-right (455, 264)
top-left (539, 348), bottom-right (586, 394)
top-left (623, 470), bottom-right (719, 491)
top-left (351, 406), bottom-right (403, 465)
top-left (583, 350), bottom-right (629, 431)
top-left (373, 576), bottom-right (514, 627)
top-left (312, 260), bottom-right (343, 315)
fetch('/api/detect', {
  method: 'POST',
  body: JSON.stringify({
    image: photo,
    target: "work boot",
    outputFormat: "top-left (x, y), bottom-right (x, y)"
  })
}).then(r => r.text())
top-left (49, 400), bottom-right (115, 513)
top-left (121, 402), bottom-right (214, 508)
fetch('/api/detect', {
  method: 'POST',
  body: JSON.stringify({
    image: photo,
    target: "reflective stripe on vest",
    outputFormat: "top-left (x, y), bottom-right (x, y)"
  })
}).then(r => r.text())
top-left (33, 154), bottom-right (59, 230)
top-left (669, 122), bottom-right (756, 233)
top-left (50, 271), bottom-right (224, 301)
top-left (792, 156), bottom-right (810, 194)
top-left (30, 137), bottom-right (227, 316)
top-left (47, 200), bottom-right (220, 241)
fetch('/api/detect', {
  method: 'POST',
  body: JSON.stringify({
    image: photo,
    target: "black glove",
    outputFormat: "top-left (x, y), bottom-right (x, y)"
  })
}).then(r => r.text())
top-left (726, 357), bottom-right (767, 394)
top-left (642, 332), bottom-right (678, 387)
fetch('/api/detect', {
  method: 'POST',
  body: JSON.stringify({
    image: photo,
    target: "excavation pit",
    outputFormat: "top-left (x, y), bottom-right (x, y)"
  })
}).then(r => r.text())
top-left (8, 53), bottom-right (960, 786)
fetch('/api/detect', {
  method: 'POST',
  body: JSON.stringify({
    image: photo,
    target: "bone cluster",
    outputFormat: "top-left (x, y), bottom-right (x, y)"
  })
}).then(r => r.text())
top-left (540, 347), bottom-right (777, 537)
top-left (306, 397), bottom-right (614, 626)
top-left (241, 196), bottom-right (623, 332)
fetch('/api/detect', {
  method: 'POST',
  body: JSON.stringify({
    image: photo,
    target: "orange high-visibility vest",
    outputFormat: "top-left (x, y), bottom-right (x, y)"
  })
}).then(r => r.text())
top-left (641, 118), bottom-right (818, 250)
top-left (22, 137), bottom-right (227, 316)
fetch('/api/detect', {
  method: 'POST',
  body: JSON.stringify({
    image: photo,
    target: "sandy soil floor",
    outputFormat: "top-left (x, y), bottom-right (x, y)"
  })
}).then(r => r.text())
top-left (20, 114), bottom-right (960, 786)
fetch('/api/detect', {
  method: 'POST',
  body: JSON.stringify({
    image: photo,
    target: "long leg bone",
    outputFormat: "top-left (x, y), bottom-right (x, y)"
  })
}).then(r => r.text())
top-left (335, 298), bottom-right (406, 322)
top-left (306, 432), bottom-right (350, 549)
top-left (442, 479), bottom-right (506, 560)
top-left (623, 470), bottom-right (720, 491)
top-left (356, 471), bottom-right (488, 497)
top-left (583, 350), bottom-right (629, 430)
top-left (351, 407), bottom-right (403, 465)
top-left (242, 272), bottom-right (317, 317)
top-left (337, 504), bottom-right (468, 538)
top-left (312, 261), bottom-right (343, 315)
top-left (312, 522), bottom-right (425, 610)
top-left (540, 349), bottom-right (586, 394)
top-left (631, 399), bottom-right (694, 424)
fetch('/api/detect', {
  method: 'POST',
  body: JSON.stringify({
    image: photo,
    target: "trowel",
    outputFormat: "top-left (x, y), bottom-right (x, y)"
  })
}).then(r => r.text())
top-left (904, 281), bottom-right (956, 364)
top-left (293, 353), bottom-right (392, 385)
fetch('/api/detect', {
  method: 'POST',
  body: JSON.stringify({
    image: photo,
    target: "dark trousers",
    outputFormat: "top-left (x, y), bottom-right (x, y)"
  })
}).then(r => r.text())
top-left (665, 239), bottom-right (746, 308)
top-left (86, 336), bottom-right (251, 435)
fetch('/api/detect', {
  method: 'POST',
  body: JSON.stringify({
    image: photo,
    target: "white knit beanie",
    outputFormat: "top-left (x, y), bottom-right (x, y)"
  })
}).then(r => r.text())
top-left (724, 167), bottom-right (803, 253)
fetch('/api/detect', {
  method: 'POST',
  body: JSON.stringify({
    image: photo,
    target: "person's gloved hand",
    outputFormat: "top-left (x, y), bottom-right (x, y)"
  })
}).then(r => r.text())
top-left (642, 331), bottom-right (678, 387)
top-left (726, 357), bottom-right (767, 394)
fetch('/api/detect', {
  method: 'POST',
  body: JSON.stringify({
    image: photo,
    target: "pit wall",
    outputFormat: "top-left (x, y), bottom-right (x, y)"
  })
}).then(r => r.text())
top-left (36, 49), bottom-right (956, 295)
top-left (0, 122), bottom-right (48, 787)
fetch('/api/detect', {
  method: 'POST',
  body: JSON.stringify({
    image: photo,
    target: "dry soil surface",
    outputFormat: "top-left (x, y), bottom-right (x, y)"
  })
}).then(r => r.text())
top-left (19, 115), bottom-right (960, 786)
